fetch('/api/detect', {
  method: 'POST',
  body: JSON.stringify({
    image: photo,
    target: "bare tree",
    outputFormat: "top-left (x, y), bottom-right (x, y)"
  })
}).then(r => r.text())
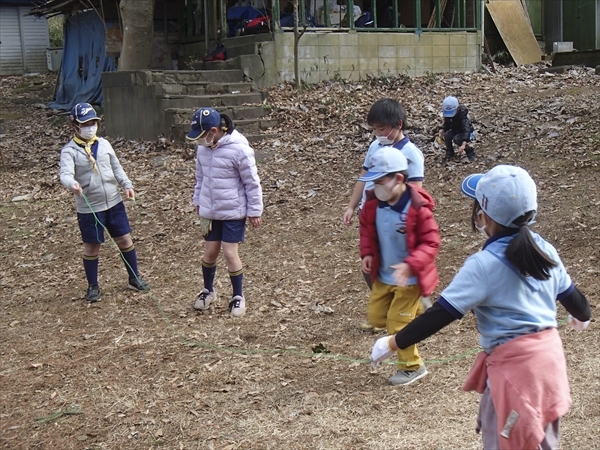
top-left (118, 0), bottom-right (154, 70)
top-left (293, 0), bottom-right (307, 89)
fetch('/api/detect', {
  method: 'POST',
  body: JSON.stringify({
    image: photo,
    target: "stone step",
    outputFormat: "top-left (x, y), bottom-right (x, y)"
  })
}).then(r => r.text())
top-left (165, 105), bottom-right (269, 125)
top-left (150, 69), bottom-right (245, 84)
top-left (222, 33), bottom-right (273, 47)
top-left (155, 81), bottom-right (254, 96)
top-left (191, 57), bottom-right (243, 71)
top-left (170, 118), bottom-right (278, 142)
top-left (158, 91), bottom-right (266, 109)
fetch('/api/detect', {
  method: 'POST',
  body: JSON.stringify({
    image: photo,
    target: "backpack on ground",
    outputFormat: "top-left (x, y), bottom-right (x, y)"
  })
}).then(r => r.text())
top-left (204, 44), bottom-right (227, 62)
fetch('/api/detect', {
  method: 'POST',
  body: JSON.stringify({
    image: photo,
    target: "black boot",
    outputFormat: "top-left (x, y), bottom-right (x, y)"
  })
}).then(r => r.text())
top-left (465, 146), bottom-right (476, 162)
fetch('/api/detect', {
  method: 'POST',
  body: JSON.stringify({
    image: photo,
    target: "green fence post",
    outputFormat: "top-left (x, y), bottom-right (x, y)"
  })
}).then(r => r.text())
top-left (415, 0), bottom-right (421, 31)
top-left (272, 0), bottom-right (280, 30)
top-left (372, 0), bottom-right (377, 28)
top-left (348, 0), bottom-right (354, 29)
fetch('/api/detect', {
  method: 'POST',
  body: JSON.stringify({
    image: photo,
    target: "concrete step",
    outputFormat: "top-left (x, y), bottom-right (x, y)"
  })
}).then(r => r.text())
top-left (151, 69), bottom-right (245, 84)
top-left (154, 81), bottom-right (254, 96)
top-left (158, 92), bottom-right (266, 109)
top-left (170, 118), bottom-right (278, 142)
top-left (165, 105), bottom-right (269, 126)
top-left (192, 57), bottom-right (243, 71)
top-left (222, 33), bottom-right (273, 47)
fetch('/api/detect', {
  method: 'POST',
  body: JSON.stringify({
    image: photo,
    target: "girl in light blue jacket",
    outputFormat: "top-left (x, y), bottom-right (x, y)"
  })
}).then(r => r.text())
top-left (186, 108), bottom-right (263, 317)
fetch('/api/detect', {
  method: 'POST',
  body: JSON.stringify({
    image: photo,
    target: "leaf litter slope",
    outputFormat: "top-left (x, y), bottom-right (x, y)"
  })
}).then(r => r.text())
top-left (0, 67), bottom-right (598, 449)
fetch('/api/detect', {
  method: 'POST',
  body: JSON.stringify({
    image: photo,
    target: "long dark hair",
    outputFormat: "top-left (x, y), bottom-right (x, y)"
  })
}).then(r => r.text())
top-left (473, 200), bottom-right (557, 280)
top-left (220, 114), bottom-right (235, 135)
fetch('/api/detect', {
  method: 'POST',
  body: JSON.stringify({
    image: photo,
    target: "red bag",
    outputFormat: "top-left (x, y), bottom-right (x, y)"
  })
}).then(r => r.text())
top-left (241, 16), bottom-right (271, 35)
top-left (204, 44), bottom-right (227, 62)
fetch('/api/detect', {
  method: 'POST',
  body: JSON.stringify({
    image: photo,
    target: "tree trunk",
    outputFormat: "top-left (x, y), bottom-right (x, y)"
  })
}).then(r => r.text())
top-left (119, 0), bottom-right (154, 70)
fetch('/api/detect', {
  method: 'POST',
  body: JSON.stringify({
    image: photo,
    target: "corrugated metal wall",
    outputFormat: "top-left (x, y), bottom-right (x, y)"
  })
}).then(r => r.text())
top-left (0, 6), bottom-right (49, 75)
top-left (0, 6), bottom-right (23, 74)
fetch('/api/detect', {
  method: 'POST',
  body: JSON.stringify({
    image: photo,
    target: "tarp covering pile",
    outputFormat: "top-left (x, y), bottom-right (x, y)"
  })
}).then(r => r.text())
top-left (50, 10), bottom-right (115, 110)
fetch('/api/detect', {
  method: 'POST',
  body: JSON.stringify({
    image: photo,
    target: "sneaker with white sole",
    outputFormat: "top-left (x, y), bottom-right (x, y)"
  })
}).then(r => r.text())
top-left (128, 276), bottom-right (150, 292)
top-left (194, 288), bottom-right (216, 311)
top-left (86, 284), bottom-right (101, 303)
top-left (229, 295), bottom-right (246, 317)
top-left (388, 365), bottom-right (428, 386)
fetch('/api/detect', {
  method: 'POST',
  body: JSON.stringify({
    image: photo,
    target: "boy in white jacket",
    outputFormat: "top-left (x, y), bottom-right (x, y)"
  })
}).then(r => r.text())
top-left (187, 107), bottom-right (263, 317)
top-left (59, 103), bottom-right (149, 302)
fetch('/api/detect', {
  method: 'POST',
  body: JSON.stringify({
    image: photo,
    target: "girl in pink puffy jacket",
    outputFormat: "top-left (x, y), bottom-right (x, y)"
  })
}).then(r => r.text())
top-left (186, 107), bottom-right (263, 317)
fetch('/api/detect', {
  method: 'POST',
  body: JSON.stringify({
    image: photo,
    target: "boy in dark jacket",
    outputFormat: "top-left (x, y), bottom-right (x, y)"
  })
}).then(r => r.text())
top-left (439, 96), bottom-right (476, 163)
top-left (359, 146), bottom-right (440, 386)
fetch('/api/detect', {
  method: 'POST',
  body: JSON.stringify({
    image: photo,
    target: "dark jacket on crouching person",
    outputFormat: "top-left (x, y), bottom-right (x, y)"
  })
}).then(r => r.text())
top-left (442, 105), bottom-right (475, 159)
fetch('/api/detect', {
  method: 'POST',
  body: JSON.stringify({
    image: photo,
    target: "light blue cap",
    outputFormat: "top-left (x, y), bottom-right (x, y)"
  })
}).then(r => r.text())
top-left (358, 146), bottom-right (408, 182)
top-left (462, 165), bottom-right (538, 228)
top-left (443, 96), bottom-right (459, 117)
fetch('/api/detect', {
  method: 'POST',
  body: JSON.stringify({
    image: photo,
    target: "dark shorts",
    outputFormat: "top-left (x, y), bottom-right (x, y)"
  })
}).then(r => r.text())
top-left (205, 219), bottom-right (246, 243)
top-left (77, 201), bottom-right (131, 244)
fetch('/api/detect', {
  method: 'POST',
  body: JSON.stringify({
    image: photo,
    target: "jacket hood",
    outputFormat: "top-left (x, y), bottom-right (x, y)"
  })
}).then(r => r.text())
top-left (214, 129), bottom-right (249, 148)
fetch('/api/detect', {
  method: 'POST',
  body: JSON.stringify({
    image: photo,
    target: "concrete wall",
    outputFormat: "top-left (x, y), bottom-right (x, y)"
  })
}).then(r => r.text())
top-left (251, 31), bottom-right (481, 87)
top-left (102, 71), bottom-right (164, 141)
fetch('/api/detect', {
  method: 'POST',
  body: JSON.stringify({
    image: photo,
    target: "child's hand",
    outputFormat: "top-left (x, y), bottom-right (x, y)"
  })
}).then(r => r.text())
top-left (362, 256), bottom-right (373, 274)
top-left (125, 188), bottom-right (135, 200)
top-left (249, 216), bottom-right (262, 227)
top-left (391, 263), bottom-right (412, 286)
top-left (343, 207), bottom-right (355, 226)
top-left (371, 336), bottom-right (396, 369)
top-left (568, 315), bottom-right (590, 331)
top-left (71, 182), bottom-right (82, 196)
top-left (457, 142), bottom-right (467, 155)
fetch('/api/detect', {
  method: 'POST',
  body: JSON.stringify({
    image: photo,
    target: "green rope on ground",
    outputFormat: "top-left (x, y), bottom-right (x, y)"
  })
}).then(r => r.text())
top-left (34, 407), bottom-right (83, 424)
top-left (78, 195), bottom-right (570, 367)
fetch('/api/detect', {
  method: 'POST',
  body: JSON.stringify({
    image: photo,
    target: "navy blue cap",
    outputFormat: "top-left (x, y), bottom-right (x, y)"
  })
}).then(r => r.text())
top-left (70, 103), bottom-right (100, 123)
top-left (187, 108), bottom-right (221, 140)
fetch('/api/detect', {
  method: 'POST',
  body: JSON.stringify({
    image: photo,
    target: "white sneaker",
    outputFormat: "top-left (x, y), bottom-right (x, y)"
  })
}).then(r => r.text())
top-left (194, 288), bottom-right (216, 310)
top-left (388, 365), bottom-right (428, 386)
top-left (229, 295), bottom-right (246, 317)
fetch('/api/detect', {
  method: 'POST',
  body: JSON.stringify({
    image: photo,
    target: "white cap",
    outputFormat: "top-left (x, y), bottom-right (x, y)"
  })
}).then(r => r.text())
top-left (443, 96), bottom-right (459, 117)
top-left (358, 146), bottom-right (408, 182)
top-left (471, 165), bottom-right (538, 228)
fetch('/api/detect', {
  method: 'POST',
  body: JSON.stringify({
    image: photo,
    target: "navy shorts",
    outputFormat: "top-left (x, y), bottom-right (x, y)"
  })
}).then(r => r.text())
top-left (77, 201), bottom-right (131, 244)
top-left (205, 219), bottom-right (246, 243)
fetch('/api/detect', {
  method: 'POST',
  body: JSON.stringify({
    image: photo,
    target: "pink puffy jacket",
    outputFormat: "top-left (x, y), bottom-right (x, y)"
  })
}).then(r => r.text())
top-left (193, 129), bottom-right (263, 220)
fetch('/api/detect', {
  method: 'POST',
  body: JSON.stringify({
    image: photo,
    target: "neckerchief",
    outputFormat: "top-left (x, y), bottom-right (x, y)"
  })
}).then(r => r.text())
top-left (73, 135), bottom-right (99, 174)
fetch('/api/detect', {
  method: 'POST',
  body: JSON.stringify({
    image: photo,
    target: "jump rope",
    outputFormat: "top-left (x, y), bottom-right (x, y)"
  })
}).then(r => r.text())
top-left (80, 194), bottom-right (570, 367)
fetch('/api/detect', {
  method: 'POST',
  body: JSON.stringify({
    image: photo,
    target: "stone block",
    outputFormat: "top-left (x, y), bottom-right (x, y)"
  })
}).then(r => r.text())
top-left (378, 45), bottom-right (396, 58)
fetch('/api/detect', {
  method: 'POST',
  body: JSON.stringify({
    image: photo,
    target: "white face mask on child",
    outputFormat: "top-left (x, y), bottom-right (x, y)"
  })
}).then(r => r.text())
top-left (201, 131), bottom-right (216, 147)
top-left (374, 177), bottom-right (398, 202)
top-left (375, 130), bottom-right (395, 146)
top-left (474, 210), bottom-right (488, 236)
top-left (79, 124), bottom-right (97, 140)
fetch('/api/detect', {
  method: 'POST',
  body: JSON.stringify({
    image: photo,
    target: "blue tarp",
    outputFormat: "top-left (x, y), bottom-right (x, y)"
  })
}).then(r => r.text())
top-left (50, 11), bottom-right (115, 110)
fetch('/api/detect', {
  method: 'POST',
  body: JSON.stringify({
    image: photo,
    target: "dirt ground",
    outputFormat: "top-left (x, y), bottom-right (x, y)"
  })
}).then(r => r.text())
top-left (0, 66), bottom-right (599, 450)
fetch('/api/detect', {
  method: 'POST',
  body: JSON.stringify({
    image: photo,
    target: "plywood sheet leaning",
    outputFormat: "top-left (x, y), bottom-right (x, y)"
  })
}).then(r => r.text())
top-left (486, 0), bottom-right (542, 65)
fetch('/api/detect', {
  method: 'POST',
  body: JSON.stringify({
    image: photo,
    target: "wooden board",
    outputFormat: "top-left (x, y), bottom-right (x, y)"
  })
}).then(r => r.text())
top-left (486, 0), bottom-right (542, 65)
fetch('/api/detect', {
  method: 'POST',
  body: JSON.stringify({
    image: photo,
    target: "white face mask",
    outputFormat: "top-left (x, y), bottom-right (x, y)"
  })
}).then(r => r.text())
top-left (79, 124), bottom-right (97, 140)
top-left (374, 177), bottom-right (398, 202)
top-left (375, 129), bottom-right (396, 146)
top-left (200, 131), bottom-right (216, 147)
top-left (474, 210), bottom-right (488, 236)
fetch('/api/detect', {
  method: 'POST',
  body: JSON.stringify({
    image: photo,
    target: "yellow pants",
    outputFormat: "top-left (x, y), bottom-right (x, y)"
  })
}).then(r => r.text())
top-left (367, 280), bottom-right (422, 371)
